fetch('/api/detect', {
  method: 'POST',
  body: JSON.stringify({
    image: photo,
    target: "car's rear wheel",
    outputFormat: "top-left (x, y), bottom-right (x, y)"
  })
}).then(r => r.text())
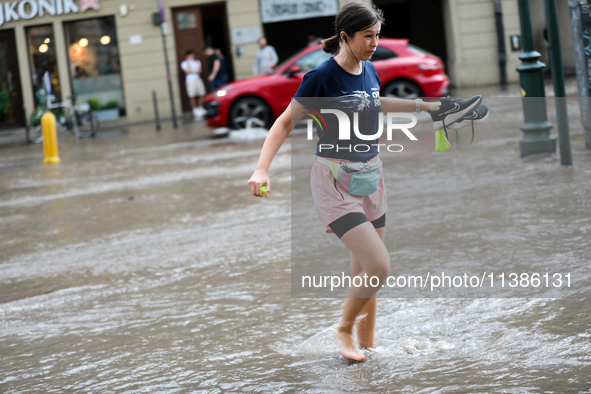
top-left (229, 97), bottom-right (272, 129)
top-left (382, 79), bottom-right (423, 99)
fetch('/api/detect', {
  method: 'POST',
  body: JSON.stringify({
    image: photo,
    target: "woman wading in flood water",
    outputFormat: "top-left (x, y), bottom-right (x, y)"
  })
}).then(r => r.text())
top-left (248, 1), bottom-right (482, 361)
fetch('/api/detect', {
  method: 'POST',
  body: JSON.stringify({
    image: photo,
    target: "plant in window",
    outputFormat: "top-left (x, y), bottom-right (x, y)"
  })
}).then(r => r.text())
top-left (89, 98), bottom-right (101, 111)
top-left (102, 100), bottom-right (119, 110)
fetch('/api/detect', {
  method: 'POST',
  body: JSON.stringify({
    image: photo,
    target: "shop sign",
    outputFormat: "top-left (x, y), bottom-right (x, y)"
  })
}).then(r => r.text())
top-left (231, 26), bottom-right (262, 45)
top-left (260, 0), bottom-right (337, 24)
top-left (0, 0), bottom-right (100, 26)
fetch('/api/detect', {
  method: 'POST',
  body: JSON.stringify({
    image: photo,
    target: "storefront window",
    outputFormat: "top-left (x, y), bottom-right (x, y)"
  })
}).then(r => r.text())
top-left (0, 30), bottom-right (24, 128)
top-left (26, 25), bottom-right (61, 108)
top-left (64, 16), bottom-right (124, 116)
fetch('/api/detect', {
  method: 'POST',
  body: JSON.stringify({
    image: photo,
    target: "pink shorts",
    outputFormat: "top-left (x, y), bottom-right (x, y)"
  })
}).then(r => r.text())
top-left (310, 155), bottom-right (388, 234)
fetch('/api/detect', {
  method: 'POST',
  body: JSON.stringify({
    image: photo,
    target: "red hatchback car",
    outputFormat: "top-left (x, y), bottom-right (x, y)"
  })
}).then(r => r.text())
top-left (204, 39), bottom-right (449, 129)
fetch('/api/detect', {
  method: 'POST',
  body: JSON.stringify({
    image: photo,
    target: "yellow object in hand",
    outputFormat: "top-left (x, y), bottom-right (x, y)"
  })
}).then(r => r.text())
top-left (435, 129), bottom-right (451, 152)
top-left (261, 185), bottom-right (266, 196)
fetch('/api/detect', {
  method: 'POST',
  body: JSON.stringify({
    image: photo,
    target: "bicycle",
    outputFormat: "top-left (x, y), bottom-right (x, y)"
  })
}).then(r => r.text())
top-left (28, 90), bottom-right (100, 144)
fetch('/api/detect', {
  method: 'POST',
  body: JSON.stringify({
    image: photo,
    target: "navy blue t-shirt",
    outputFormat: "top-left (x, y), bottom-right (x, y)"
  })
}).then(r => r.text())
top-left (294, 57), bottom-right (382, 162)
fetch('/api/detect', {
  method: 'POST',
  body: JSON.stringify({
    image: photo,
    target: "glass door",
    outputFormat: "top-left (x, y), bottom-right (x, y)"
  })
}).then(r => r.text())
top-left (26, 24), bottom-right (62, 111)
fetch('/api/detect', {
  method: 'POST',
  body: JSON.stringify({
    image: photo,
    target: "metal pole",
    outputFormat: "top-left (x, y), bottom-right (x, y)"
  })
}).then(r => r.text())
top-left (153, 90), bottom-right (161, 131)
top-left (157, 1), bottom-right (178, 129)
top-left (569, 0), bottom-right (591, 149)
top-left (494, 0), bottom-right (508, 86)
top-left (23, 104), bottom-right (31, 144)
top-left (516, 0), bottom-right (556, 157)
top-left (544, 0), bottom-right (573, 165)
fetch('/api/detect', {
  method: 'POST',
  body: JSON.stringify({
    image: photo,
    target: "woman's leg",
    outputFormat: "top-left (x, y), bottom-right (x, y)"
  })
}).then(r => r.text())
top-left (350, 226), bottom-right (385, 349)
top-left (333, 222), bottom-right (390, 361)
top-left (355, 299), bottom-right (377, 349)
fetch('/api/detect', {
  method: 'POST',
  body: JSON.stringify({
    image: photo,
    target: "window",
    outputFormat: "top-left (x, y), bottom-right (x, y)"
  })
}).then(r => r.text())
top-left (177, 12), bottom-right (197, 30)
top-left (294, 49), bottom-right (332, 73)
top-left (370, 46), bottom-right (397, 62)
top-left (64, 16), bottom-right (124, 114)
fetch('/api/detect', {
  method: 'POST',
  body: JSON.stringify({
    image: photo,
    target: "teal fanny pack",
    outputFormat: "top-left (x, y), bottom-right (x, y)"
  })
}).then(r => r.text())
top-left (316, 155), bottom-right (382, 196)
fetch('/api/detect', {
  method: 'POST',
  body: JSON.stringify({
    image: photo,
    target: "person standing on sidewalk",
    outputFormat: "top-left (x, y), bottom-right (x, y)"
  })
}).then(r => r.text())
top-left (215, 48), bottom-right (230, 86)
top-left (204, 47), bottom-right (227, 91)
top-left (252, 37), bottom-right (278, 75)
top-left (248, 1), bottom-right (481, 362)
top-left (180, 50), bottom-right (206, 119)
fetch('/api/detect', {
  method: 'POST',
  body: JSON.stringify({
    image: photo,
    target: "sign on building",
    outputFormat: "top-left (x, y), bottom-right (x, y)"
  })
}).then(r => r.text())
top-left (232, 25), bottom-right (262, 45)
top-left (0, 0), bottom-right (100, 26)
top-left (260, 0), bottom-right (338, 24)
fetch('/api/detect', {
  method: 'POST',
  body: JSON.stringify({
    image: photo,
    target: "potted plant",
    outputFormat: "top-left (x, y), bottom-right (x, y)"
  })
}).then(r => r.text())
top-left (92, 99), bottom-right (120, 121)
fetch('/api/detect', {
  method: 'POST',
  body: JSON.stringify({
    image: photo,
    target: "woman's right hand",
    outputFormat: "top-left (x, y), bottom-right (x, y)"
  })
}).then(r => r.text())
top-left (248, 170), bottom-right (270, 198)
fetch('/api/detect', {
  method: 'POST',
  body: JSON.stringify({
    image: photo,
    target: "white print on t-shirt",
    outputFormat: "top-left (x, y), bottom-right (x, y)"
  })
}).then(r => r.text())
top-left (371, 88), bottom-right (381, 107)
top-left (339, 91), bottom-right (372, 111)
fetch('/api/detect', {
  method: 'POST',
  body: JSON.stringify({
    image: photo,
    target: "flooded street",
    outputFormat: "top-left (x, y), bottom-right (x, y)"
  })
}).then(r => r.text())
top-left (1, 97), bottom-right (591, 392)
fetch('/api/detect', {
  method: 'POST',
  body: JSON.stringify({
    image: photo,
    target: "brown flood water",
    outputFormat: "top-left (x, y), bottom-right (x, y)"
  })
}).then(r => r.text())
top-left (1, 98), bottom-right (590, 392)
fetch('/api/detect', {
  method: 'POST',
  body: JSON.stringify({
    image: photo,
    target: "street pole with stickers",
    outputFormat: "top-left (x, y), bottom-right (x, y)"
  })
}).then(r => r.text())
top-left (155, 0), bottom-right (178, 129)
top-left (569, 0), bottom-right (591, 149)
top-left (544, 0), bottom-right (572, 165)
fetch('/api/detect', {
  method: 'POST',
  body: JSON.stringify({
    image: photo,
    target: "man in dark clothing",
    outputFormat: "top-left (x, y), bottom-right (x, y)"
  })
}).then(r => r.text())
top-left (215, 48), bottom-right (230, 85)
top-left (204, 47), bottom-right (227, 91)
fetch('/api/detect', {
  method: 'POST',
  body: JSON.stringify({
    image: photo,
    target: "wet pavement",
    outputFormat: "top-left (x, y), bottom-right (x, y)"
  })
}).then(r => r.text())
top-left (1, 88), bottom-right (591, 392)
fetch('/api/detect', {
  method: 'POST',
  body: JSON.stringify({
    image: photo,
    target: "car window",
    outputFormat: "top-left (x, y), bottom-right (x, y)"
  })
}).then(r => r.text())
top-left (275, 49), bottom-right (306, 73)
top-left (294, 50), bottom-right (332, 72)
top-left (370, 46), bottom-right (398, 62)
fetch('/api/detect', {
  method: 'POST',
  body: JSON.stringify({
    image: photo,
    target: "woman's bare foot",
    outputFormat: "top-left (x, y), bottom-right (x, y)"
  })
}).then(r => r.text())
top-left (333, 323), bottom-right (365, 361)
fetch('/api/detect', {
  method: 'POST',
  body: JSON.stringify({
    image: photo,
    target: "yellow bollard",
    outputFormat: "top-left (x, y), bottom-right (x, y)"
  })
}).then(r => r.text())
top-left (41, 111), bottom-right (61, 164)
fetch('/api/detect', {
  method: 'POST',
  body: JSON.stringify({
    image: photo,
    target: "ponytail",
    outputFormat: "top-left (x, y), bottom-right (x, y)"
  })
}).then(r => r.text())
top-left (322, 35), bottom-right (340, 55)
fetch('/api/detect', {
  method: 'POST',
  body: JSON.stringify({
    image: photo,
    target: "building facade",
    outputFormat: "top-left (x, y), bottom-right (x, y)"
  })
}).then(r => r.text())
top-left (0, 0), bottom-right (574, 130)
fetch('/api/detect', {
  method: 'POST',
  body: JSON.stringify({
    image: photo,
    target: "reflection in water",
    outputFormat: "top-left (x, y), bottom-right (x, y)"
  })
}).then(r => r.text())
top-left (1, 98), bottom-right (590, 392)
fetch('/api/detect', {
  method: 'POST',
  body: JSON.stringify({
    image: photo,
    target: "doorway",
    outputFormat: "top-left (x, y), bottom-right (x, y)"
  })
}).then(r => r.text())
top-left (262, 16), bottom-right (335, 63)
top-left (0, 29), bottom-right (25, 130)
top-left (373, 0), bottom-right (448, 70)
top-left (173, 3), bottom-right (233, 113)
top-left (26, 24), bottom-right (62, 110)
